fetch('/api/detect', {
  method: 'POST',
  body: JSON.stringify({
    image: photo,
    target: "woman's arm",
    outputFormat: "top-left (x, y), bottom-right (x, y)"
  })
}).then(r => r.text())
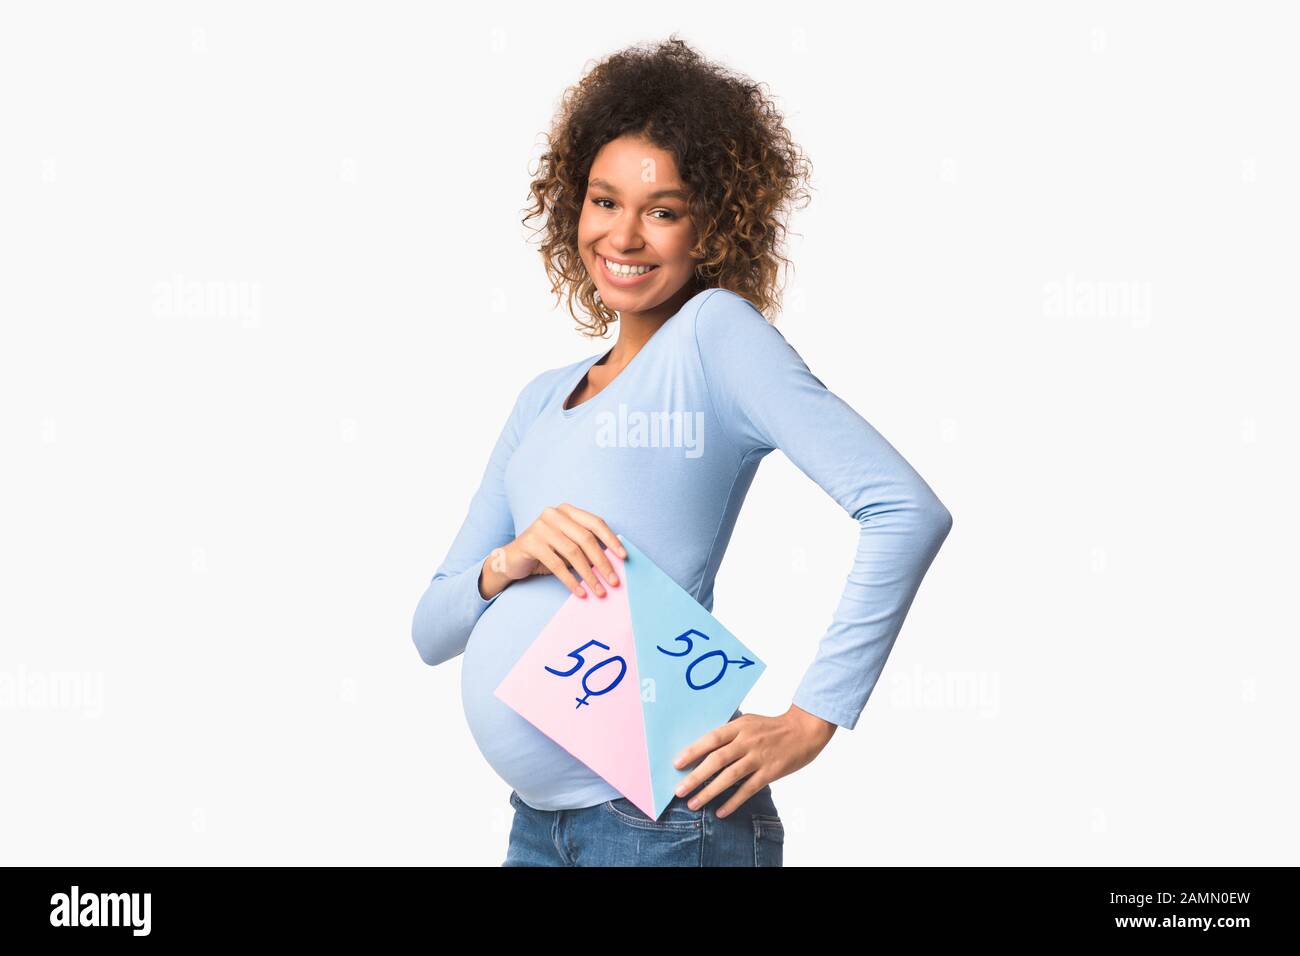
top-left (694, 291), bottom-right (954, 730)
top-left (410, 378), bottom-right (538, 666)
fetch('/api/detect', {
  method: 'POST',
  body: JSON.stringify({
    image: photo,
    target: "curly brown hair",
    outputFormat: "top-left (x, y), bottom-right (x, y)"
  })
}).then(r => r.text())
top-left (521, 35), bottom-right (814, 339)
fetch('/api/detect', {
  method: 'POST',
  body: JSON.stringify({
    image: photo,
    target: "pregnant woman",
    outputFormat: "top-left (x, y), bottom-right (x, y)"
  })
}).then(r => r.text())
top-left (411, 36), bottom-right (953, 866)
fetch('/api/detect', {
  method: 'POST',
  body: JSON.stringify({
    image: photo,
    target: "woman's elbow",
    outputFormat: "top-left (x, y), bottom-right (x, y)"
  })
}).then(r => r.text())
top-left (411, 619), bottom-right (439, 667)
top-left (410, 589), bottom-right (451, 667)
top-left (921, 494), bottom-right (954, 546)
top-left (897, 480), bottom-right (952, 548)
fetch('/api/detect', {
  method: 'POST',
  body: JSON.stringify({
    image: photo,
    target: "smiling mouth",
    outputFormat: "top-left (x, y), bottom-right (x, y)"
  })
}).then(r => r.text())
top-left (599, 254), bottom-right (660, 277)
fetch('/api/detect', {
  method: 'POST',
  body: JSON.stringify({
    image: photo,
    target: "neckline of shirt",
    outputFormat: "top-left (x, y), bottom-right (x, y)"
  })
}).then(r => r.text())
top-left (558, 287), bottom-right (715, 419)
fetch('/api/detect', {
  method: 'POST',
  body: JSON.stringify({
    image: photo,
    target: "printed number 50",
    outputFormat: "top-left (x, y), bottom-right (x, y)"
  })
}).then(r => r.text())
top-left (545, 639), bottom-right (627, 710)
top-left (656, 628), bottom-right (753, 691)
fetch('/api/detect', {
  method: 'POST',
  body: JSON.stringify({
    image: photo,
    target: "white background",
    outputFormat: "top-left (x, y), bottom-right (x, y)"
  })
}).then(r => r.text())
top-left (2, 1), bottom-right (1296, 865)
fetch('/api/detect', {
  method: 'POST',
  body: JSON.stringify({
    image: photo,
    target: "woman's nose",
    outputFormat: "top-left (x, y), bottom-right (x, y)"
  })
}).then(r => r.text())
top-left (607, 216), bottom-right (643, 250)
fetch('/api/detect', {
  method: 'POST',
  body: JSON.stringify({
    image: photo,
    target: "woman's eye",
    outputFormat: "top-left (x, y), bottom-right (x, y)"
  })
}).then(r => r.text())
top-left (589, 198), bottom-right (677, 221)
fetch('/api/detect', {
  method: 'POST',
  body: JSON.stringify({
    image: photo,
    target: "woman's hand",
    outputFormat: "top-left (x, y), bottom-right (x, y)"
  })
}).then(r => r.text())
top-left (671, 705), bottom-right (838, 818)
top-left (479, 503), bottom-right (628, 601)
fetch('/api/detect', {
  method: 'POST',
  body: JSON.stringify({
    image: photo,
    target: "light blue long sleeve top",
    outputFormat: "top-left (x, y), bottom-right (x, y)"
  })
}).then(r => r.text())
top-left (412, 286), bottom-right (953, 810)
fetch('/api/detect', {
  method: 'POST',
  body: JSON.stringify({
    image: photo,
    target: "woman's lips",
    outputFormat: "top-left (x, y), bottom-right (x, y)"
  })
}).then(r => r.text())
top-left (598, 254), bottom-right (660, 287)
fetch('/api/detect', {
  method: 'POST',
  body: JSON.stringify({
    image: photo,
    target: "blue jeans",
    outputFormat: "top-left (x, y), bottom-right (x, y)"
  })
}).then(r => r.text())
top-left (502, 777), bottom-right (784, 866)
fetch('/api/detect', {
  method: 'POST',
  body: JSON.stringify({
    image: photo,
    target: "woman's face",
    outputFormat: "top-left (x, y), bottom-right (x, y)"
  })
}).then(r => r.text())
top-left (578, 134), bottom-right (698, 315)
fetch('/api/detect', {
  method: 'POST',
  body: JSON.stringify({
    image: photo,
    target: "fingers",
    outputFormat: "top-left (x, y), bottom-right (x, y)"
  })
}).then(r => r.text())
top-left (712, 774), bottom-right (768, 820)
top-left (546, 507), bottom-right (621, 592)
top-left (673, 720), bottom-right (738, 771)
top-left (681, 751), bottom-right (752, 812)
top-left (518, 504), bottom-right (629, 600)
top-left (539, 522), bottom-right (604, 598)
top-left (557, 504), bottom-right (628, 561)
top-left (674, 741), bottom-right (730, 799)
top-left (526, 543), bottom-right (587, 597)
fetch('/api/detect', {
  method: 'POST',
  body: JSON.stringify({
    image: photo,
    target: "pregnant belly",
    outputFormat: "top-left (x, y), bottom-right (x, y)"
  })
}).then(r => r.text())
top-left (460, 574), bottom-right (615, 805)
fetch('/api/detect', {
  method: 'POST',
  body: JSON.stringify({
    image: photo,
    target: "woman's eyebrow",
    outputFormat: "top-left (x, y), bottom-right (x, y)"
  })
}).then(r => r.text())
top-left (588, 177), bottom-right (689, 201)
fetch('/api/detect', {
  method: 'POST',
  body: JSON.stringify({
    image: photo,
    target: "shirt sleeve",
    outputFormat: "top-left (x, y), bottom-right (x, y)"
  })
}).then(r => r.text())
top-left (410, 376), bottom-right (539, 666)
top-left (694, 290), bottom-right (953, 730)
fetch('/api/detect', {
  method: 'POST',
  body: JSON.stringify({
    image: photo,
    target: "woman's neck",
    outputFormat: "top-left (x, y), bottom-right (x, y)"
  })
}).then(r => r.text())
top-left (603, 283), bottom-right (699, 366)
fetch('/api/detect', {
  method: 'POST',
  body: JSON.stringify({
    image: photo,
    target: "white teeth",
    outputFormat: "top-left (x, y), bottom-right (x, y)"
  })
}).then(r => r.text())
top-left (603, 256), bottom-right (656, 277)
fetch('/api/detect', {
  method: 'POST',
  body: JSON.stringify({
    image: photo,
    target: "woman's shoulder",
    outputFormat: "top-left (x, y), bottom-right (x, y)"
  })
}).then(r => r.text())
top-left (689, 287), bottom-right (785, 365)
top-left (690, 287), bottom-right (777, 338)
top-left (695, 286), bottom-right (755, 312)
